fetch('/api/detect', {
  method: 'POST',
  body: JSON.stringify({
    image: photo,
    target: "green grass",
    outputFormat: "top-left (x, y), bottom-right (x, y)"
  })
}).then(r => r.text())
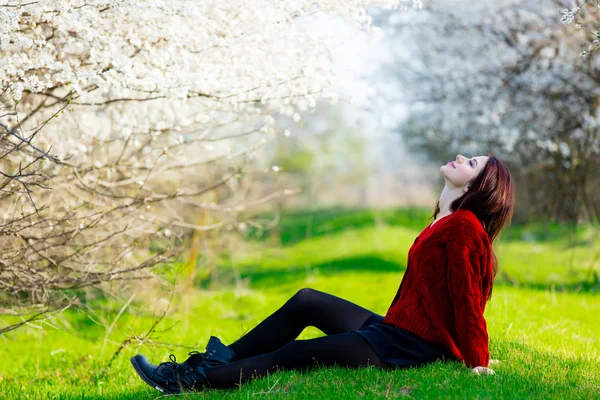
top-left (1, 207), bottom-right (599, 399)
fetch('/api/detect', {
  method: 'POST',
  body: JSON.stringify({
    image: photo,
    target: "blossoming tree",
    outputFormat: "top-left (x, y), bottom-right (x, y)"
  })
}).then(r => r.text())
top-left (375, 0), bottom-right (600, 222)
top-left (0, 0), bottom-right (420, 332)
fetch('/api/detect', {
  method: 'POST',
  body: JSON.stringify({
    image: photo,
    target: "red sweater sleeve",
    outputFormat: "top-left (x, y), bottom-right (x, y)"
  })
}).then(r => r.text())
top-left (445, 225), bottom-right (490, 369)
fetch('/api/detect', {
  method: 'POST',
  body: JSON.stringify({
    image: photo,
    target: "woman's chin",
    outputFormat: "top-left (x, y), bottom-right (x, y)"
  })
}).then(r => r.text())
top-left (440, 169), bottom-right (450, 181)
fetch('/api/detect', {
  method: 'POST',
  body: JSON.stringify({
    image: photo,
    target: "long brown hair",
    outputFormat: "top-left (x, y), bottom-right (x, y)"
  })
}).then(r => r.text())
top-left (432, 154), bottom-right (514, 301)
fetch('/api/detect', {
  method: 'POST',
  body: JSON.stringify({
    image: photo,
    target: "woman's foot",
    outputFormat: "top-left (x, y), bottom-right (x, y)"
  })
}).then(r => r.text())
top-left (130, 336), bottom-right (236, 394)
top-left (130, 353), bottom-right (209, 394)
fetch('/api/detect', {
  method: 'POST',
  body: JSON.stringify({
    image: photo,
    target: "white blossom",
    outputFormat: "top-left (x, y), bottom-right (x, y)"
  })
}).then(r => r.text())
top-left (0, 0), bottom-right (421, 323)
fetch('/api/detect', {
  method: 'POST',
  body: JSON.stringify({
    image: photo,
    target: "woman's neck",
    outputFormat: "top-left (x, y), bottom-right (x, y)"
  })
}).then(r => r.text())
top-left (436, 184), bottom-right (465, 220)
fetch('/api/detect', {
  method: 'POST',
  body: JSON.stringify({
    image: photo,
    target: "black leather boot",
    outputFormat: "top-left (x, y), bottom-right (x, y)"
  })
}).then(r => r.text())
top-left (130, 353), bottom-right (209, 394)
top-left (184, 335), bottom-right (238, 368)
top-left (130, 336), bottom-right (236, 394)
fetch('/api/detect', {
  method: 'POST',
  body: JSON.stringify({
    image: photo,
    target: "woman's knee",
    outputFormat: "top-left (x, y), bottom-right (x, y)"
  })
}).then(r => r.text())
top-left (291, 288), bottom-right (321, 306)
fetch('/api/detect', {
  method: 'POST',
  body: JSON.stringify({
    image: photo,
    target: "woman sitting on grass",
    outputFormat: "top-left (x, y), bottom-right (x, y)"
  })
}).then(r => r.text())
top-left (130, 153), bottom-right (514, 394)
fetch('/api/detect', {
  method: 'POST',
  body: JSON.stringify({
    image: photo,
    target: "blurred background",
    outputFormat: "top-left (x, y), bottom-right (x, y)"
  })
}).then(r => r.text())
top-left (1, 1), bottom-right (599, 398)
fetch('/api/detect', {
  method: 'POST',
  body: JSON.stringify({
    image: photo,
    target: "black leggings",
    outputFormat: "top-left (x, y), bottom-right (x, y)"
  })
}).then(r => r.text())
top-left (204, 288), bottom-right (385, 389)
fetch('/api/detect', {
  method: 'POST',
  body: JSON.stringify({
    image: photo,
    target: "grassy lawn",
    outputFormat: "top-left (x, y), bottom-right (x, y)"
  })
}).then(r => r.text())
top-left (1, 207), bottom-right (599, 399)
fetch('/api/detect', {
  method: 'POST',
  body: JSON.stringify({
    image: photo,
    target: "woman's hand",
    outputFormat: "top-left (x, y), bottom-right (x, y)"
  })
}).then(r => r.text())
top-left (472, 358), bottom-right (500, 375)
top-left (471, 366), bottom-right (495, 375)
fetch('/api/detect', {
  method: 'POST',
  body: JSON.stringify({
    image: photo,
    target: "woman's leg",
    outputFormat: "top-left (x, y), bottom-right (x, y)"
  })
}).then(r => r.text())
top-left (227, 288), bottom-right (380, 361)
top-left (206, 331), bottom-right (386, 389)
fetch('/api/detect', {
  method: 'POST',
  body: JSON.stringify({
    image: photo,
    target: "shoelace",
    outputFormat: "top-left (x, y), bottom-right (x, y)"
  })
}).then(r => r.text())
top-left (158, 354), bottom-right (179, 366)
top-left (157, 352), bottom-right (204, 379)
top-left (185, 350), bottom-right (206, 366)
top-left (156, 354), bottom-right (189, 384)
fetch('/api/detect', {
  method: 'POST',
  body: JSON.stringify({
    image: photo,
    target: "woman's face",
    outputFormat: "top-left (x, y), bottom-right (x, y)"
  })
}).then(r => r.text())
top-left (440, 154), bottom-right (490, 191)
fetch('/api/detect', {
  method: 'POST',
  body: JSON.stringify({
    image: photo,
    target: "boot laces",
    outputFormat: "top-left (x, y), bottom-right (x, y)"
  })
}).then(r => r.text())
top-left (185, 350), bottom-right (205, 366)
top-left (158, 354), bottom-right (180, 368)
top-left (157, 354), bottom-right (185, 382)
top-left (158, 353), bottom-right (205, 383)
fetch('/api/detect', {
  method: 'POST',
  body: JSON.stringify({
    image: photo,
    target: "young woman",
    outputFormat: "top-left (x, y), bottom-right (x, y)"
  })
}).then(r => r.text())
top-left (131, 153), bottom-right (514, 394)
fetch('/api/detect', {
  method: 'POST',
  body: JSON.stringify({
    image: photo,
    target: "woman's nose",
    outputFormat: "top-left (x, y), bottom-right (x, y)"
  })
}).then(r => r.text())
top-left (456, 155), bottom-right (463, 163)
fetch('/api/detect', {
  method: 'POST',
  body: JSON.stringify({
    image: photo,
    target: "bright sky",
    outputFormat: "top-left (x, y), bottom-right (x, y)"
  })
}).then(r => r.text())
top-left (304, 11), bottom-right (408, 130)
top-left (296, 9), bottom-right (440, 206)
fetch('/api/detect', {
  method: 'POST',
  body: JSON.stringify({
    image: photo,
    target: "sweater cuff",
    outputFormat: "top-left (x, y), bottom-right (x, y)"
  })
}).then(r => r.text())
top-left (465, 351), bottom-right (489, 369)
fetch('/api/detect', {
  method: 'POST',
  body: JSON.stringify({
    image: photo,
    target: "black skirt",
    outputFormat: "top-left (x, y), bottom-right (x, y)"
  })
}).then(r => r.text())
top-left (351, 314), bottom-right (450, 369)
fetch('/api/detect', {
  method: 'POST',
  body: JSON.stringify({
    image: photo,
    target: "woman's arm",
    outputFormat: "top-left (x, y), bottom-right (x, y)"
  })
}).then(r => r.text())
top-left (445, 221), bottom-right (491, 369)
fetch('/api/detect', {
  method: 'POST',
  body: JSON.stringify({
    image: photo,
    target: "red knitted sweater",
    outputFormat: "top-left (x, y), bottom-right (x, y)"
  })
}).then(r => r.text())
top-left (382, 208), bottom-right (493, 368)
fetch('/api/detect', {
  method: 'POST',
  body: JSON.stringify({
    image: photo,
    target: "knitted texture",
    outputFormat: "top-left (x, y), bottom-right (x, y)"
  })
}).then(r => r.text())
top-left (382, 209), bottom-right (493, 368)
